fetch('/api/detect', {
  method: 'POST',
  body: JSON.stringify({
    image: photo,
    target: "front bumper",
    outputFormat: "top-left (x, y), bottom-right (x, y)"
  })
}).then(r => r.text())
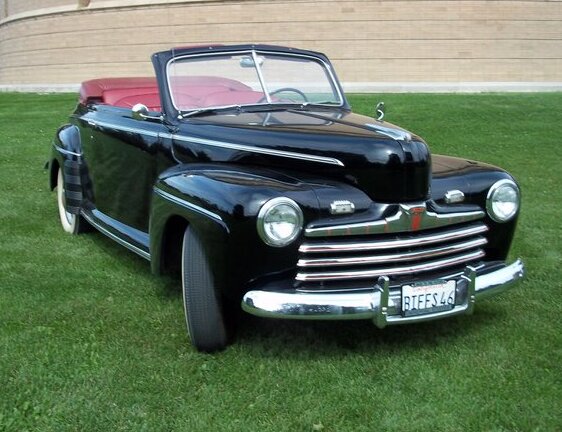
top-left (241, 259), bottom-right (524, 328)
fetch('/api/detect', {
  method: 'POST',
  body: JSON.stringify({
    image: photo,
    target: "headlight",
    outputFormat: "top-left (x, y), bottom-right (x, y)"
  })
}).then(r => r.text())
top-left (257, 197), bottom-right (303, 247)
top-left (486, 179), bottom-right (520, 222)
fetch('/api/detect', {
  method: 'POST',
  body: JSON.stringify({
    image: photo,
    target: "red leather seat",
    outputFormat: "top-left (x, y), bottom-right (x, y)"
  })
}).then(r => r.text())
top-left (79, 76), bottom-right (260, 112)
top-left (201, 90), bottom-right (265, 107)
top-left (102, 89), bottom-right (161, 111)
top-left (79, 77), bottom-right (161, 111)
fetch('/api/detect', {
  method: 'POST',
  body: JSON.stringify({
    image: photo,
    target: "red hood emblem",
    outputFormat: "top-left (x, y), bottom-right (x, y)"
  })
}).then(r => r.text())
top-left (409, 206), bottom-right (425, 231)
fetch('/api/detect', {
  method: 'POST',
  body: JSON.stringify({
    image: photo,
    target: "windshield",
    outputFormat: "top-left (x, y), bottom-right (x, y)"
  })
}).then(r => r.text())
top-left (166, 51), bottom-right (343, 112)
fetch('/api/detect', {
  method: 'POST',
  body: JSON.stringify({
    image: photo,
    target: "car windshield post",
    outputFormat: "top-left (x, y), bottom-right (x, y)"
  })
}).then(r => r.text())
top-left (252, 50), bottom-right (272, 104)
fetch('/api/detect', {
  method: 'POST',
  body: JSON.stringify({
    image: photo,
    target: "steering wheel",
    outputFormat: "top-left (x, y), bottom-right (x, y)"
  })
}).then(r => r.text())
top-left (259, 87), bottom-right (309, 103)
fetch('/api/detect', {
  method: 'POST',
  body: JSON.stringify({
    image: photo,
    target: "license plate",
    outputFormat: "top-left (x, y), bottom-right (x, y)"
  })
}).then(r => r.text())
top-left (401, 279), bottom-right (456, 317)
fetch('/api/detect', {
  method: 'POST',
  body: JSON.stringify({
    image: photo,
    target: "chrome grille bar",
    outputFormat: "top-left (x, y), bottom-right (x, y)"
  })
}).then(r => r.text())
top-left (296, 250), bottom-right (486, 282)
top-left (305, 203), bottom-right (484, 237)
top-left (299, 223), bottom-right (488, 254)
top-left (297, 237), bottom-right (487, 268)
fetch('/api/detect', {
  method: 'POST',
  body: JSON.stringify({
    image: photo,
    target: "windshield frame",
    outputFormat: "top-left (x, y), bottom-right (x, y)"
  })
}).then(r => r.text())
top-left (165, 49), bottom-right (346, 114)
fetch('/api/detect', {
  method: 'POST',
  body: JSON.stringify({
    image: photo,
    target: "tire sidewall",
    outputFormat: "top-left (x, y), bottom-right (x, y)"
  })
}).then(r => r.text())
top-left (57, 167), bottom-right (79, 234)
top-left (181, 227), bottom-right (229, 352)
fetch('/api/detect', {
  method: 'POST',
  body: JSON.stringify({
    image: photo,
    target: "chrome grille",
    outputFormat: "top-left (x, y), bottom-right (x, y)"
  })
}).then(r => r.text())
top-left (296, 222), bottom-right (488, 283)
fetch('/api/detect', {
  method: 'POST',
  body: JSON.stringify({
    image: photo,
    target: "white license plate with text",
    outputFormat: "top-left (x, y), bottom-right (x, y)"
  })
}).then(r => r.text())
top-left (401, 280), bottom-right (456, 317)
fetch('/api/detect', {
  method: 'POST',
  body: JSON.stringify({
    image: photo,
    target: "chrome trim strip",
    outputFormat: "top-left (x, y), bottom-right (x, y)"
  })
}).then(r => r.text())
top-left (52, 144), bottom-right (82, 157)
top-left (86, 120), bottom-right (160, 138)
top-left (166, 133), bottom-right (345, 167)
top-left (299, 223), bottom-right (488, 253)
top-left (153, 187), bottom-right (223, 222)
top-left (81, 211), bottom-right (151, 261)
top-left (298, 237), bottom-right (488, 268)
top-left (305, 203), bottom-right (485, 237)
top-left (295, 250), bottom-right (485, 281)
top-left (241, 259), bottom-right (525, 324)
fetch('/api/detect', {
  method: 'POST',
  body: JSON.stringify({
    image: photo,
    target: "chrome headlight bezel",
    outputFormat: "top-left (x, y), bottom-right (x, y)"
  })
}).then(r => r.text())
top-left (257, 197), bottom-right (304, 247)
top-left (486, 179), bottom-right (520, 223)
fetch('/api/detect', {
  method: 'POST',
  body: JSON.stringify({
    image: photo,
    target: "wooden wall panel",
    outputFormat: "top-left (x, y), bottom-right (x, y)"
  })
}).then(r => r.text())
top-left (6, 0), bottom-right (76, 16)
top-left (0, 0), bottom-right (561, 86)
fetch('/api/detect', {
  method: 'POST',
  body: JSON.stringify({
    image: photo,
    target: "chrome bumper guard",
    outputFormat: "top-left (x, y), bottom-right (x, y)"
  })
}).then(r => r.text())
top-left (241, 259), bottom-right (525, 327)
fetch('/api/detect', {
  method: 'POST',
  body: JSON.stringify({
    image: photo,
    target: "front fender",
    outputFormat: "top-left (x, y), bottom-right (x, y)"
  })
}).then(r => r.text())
top-left (150, 163), bottom-right (320, 296)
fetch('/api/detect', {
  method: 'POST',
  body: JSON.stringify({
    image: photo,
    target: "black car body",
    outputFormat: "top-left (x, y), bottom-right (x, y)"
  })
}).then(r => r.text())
top-left (49, 44), bottom-right (524, 352)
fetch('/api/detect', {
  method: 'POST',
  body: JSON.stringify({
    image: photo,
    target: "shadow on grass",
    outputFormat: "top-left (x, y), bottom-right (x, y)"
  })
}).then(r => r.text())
top-left (82, 229), bottom-right (511, 357)
top-left (233, 302), bottom-right (509, 358)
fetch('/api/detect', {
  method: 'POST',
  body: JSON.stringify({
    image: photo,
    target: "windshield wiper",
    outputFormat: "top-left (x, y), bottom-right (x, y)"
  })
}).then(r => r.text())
top-left (290, 101), bottom-right (341, 110)
top-left (179, 101), bottom-right (340, 119)
top-left (179, 104), bottom-right (242, 119)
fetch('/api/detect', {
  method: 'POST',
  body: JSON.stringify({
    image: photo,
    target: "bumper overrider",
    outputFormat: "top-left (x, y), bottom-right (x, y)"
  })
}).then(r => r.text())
top-left (241, 259), bottom-right (524, 327)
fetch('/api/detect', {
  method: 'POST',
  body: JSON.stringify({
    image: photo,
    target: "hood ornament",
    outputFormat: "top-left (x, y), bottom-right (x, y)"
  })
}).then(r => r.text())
top-left (375, 101), bottom-right (385, 120)
top-left (367, 101), bottom-right (412, 141)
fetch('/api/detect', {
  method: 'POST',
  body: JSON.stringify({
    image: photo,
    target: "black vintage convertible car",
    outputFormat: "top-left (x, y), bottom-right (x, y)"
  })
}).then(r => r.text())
top-left (49, 44), bottom-right (524, 352)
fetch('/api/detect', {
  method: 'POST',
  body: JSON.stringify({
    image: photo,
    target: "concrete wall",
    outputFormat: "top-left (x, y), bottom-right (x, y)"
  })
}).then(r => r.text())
top-left (1, 0), bottom-right (561, 91)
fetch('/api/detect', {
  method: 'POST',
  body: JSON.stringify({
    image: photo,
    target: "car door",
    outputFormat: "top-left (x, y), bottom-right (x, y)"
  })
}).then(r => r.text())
top-left (81, 107), bottom-right (165, 233)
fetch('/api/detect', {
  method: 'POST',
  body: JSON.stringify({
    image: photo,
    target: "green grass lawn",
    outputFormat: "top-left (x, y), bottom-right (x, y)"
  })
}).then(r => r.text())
top-left (1, 92), bottom-right (560, 431)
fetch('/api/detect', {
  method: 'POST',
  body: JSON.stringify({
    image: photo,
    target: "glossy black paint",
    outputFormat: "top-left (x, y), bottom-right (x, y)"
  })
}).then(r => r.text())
top-left (50, 44), bottom-right (520, 304)
top-left (171, 110), bottom-right (431, 202)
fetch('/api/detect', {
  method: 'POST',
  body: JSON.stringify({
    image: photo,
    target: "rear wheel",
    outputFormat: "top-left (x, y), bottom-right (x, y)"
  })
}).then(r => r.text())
top-left (56, 167), bottom-right (88, 234)
top-left (181, 226), bottom-right (229, 352)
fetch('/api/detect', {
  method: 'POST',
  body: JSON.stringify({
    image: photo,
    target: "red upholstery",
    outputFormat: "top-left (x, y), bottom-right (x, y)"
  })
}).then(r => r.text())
top-left (202, 90), bottom-right (264, 107)
top-left (102, 89), bottom-right (161, 111)
top-left (169, 76), bottom-right (260, 109)
top-left (79, 77), bottom-right (159, 108)
top-left (169, 76), bottom-right (251, 92)
top-left (79, 75), bottom-right (262, 111)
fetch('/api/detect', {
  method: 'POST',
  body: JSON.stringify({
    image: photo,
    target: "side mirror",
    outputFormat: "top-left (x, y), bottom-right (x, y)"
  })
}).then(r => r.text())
top-left (375, 101), bottom-right (385, 121)
top-left (132, 103), bottom-right (162, 121)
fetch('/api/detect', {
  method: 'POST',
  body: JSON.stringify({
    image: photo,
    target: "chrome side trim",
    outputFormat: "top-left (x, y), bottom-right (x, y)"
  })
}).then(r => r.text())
top-left (81, 211), bottom-right (151, 261)
top-left (153, 187), bottom-right (223, 222)
top-left (305, 203), bottom-right (484, 237)
top-left (86, 119), bottom-right (160, 138)
top-left (297, 237), bottom-right (487, 268)
top-left (299, 223), bottom-right (488, 253)
top-left (166, 133), bottom-right (345, 167)
top-left (295, 250), bottom-right (485, 281)
top-left (53, 144), bottom-right (82, 157)
top-left (241, 259), bottom-right (525, 324)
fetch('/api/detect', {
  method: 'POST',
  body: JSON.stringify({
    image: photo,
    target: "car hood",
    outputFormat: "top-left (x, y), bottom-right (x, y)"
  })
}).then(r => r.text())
top-left (172, 109), bottom-right (431, 202)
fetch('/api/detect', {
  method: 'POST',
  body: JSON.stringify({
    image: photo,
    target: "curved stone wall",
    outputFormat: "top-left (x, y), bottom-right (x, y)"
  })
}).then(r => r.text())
top-left (0, 0), bottom-right (561, 90)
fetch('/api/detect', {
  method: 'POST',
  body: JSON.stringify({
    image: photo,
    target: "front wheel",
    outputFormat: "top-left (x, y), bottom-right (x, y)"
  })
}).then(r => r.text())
top-left (56, 167), bottom-right (88, 234)
top-left (181, 226), bottom-right (229, 352)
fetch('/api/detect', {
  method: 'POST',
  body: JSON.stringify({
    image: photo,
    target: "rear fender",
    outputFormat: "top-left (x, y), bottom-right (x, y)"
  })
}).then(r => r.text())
top-left (49, 125), bottom-right (84, 214)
